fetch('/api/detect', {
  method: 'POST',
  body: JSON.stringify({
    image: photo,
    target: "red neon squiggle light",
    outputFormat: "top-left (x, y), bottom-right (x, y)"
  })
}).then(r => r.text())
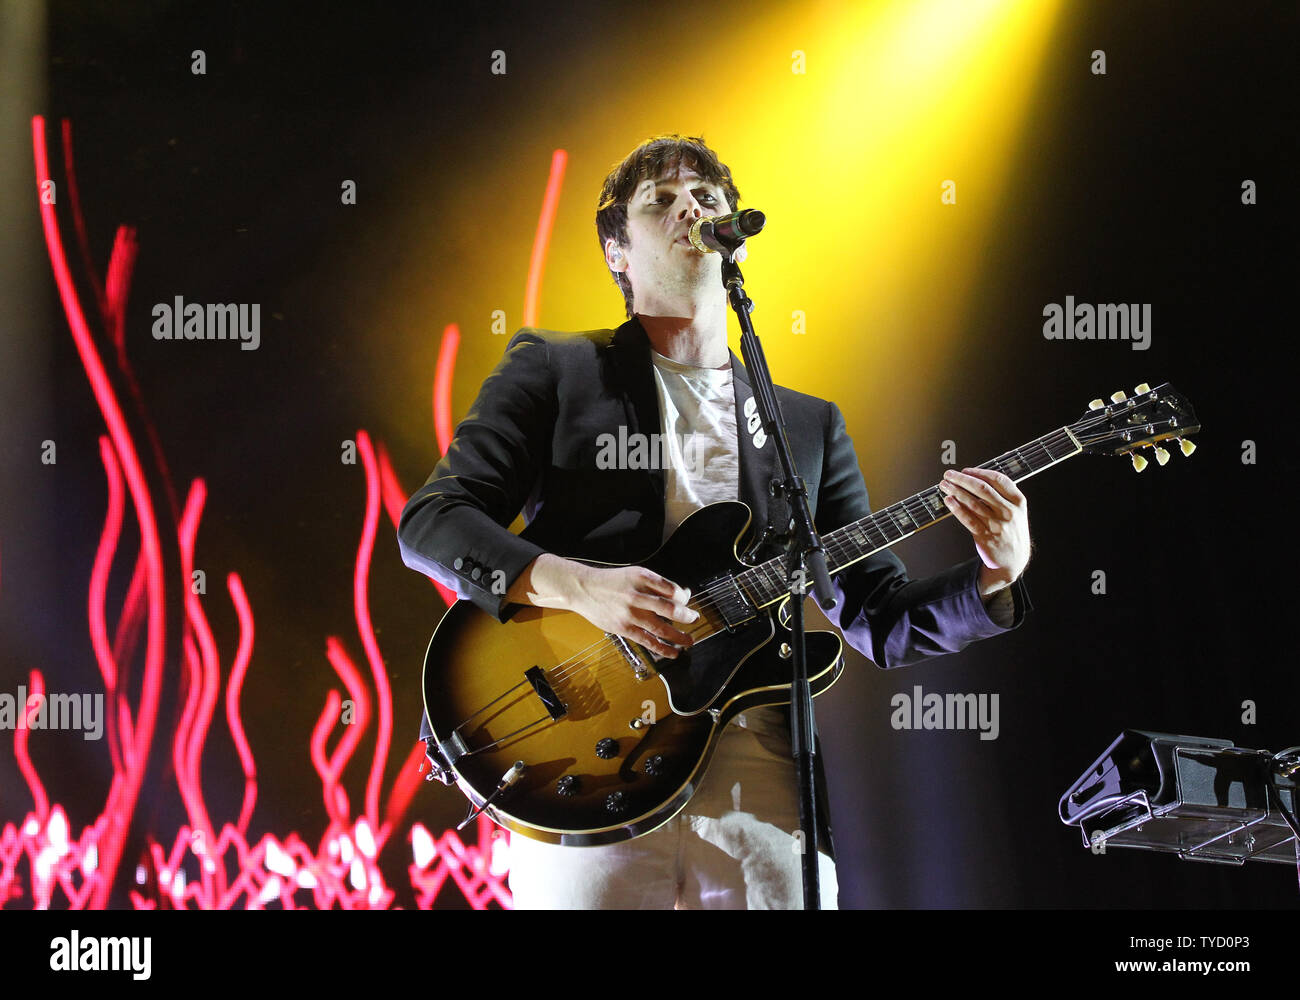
top-left (225, 574), bottom-right (257, 837)
top-left (318, 640), bottom-right (372, 824)
top-left (111, 549), bottom-right (147, 725)
top-left (13, 672), bottom-right (49, 823)
top-left (89, 437), bottom-right (124, 700)
top-left (2, 117), bottom-right (539, 909)
top-left (32, 114), bottom-right (167, 909)
top-left (409, 815), bottom-right (513, 911)
top-left (175, 479), bottom-right (225, 898)
top-left (523, 149), bottom-right (567, 327)
top-left (352, 431), bottom-right (393, 836)
top-left (378, 439), bottom-right (456, 607)
top-left (433, 323), bottom-right (460, 457)
top-left (61, 118), bottom-right (106, 324)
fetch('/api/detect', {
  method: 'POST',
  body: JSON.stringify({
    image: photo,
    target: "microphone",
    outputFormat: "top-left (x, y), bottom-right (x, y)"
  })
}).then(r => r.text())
top-left (688, 209), bottom-right (766, 255)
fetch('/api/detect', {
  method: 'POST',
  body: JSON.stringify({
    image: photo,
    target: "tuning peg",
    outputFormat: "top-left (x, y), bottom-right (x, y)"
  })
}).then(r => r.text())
top-left (1134, 382), bottom-right (1150, 394)
top-left (1178, 437), bottom-right (1196, 457)
top-left (1154, 446), bottom-right (1170, 466)
top-left (1088, 398), bottom-right (1105, 410)
top-left (1110, 390), bottom-right (1127, 403)
top-left (1131, 452), bottom-right (1148, 473)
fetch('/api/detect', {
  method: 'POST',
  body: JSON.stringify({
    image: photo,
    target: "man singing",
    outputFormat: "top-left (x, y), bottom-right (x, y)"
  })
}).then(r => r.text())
top-left (399, 134), bottom-right (1031, 909)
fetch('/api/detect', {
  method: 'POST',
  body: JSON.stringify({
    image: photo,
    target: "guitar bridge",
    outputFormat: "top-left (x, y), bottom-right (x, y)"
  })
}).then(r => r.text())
top-left (608, 633), bottom-right (654, 679)
top-left (422, 736), bottom-right (458, 786)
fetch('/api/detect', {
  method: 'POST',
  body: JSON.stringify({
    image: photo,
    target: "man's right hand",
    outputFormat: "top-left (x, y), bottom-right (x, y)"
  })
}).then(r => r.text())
top-left (505, 554), bottom-right (698, 659)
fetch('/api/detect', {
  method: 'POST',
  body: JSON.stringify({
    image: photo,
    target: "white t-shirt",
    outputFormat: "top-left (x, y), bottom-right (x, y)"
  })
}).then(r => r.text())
top-left (649, 348), bottom-right (741, 544)
top-left (649, 347), bottom-right (787, 737)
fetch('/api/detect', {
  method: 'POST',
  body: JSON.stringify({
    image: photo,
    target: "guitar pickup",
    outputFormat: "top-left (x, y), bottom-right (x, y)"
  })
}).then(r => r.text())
top-left (700, 573), bottom-right (756, 632)
top-left (525, 666), bottom-right (567, 720)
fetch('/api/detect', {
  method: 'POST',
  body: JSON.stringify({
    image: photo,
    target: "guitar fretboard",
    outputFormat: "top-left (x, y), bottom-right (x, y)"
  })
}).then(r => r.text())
top-left (735, 426), bottom-right (1081, 608)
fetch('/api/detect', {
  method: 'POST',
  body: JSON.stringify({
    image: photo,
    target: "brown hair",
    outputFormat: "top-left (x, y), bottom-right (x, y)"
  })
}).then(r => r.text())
top-left (595, 135), bottom-right (742, 319)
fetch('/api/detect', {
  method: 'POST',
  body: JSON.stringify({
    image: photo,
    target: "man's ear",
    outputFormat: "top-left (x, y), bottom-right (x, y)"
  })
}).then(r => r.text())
top-left (605, 239), bottom-right (628, 273)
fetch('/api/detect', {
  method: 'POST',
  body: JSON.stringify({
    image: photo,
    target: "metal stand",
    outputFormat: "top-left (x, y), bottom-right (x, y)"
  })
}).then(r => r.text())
top-left (1060, 731), bottom-right (1300, 892)
top-left (720, 253), bottom-right (839, 910)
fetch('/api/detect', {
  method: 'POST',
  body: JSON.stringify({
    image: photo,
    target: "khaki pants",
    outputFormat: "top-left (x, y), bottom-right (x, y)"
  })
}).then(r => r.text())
top-left (506, 709), bottom-right (839, 909)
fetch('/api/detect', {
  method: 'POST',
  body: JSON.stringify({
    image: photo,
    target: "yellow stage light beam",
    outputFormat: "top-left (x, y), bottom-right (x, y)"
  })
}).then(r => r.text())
top-left (378, 0), bottom-right (1062, 480)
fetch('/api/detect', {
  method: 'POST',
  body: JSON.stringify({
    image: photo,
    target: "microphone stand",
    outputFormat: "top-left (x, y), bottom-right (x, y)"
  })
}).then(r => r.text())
top-left (718, 251), bottom-right (838, 911)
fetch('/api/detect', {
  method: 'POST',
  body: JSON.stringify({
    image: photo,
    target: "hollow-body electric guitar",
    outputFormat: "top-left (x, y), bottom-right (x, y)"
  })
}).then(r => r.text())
top-left (421, 384), bottom-right (1199, 845)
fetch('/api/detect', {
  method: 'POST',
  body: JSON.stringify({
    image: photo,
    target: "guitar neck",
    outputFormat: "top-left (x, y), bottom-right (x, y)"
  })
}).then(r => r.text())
top-left (736, 425), bottom-right (1083, 609)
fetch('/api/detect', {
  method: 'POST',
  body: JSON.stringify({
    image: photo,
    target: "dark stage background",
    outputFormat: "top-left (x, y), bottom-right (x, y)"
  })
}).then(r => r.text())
top-left (0, 0), bottom-right (1296, 913)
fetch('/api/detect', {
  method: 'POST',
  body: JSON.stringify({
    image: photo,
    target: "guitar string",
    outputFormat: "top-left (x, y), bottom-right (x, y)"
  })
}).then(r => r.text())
top-left (539, 465), bottom-right (992, 698)
top-left (522, 426), bottom-right (1083, 694)
top-left (492, 495), bottom-right (1033, 721)
top-left (537, 414), bottom-right (1159, 706)
top-left (540, 615), bottom-right (836, 722)
top-left (507, 427), bottom-right (1080, 700)
top-left (450, 416), bottom-right (1165, 731)
top-left (504, 411), bottom-right (1162, 692)
top-left (444, 581), bottom-right (745, 738)
top-left (450, 425), bottom-right (1136, 737)
top-left (543, 426), bottom-right (1085, 688)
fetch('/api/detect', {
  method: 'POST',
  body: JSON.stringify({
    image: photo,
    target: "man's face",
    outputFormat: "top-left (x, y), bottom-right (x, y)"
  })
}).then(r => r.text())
top-left (605, 162), bottom-right (741, 314)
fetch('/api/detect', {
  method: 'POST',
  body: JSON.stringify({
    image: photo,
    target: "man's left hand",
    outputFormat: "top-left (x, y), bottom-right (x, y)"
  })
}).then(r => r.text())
top-left (939, 467), bottom-right (1031, 598)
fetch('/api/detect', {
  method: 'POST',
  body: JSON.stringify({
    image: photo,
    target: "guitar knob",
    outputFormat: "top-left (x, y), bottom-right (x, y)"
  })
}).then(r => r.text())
top-left (595, 738), bottom-right (619, 759)
top-left (604, 791), bottom-right (627, 814)
top-left (1134, 383), bottom-right (1151, 394)
top-left (1088, 399), bottom-right (1105, 411)
top-left (1154, 446), bottom-right (1170, 466)
top-left (1110, 390), bottom-right (1127, 403)
top-left (643, 754), bottom-right (665, 777)
top-left (1178, 437), bottom-right (1197, 457)
top-left (555, 775), bottom-right (580, 797)
top-left (1131, 452), bottom-right (1148, 473)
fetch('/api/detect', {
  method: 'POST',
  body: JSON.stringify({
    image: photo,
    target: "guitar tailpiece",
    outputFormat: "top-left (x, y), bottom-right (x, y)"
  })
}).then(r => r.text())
top-left (422, 739), bottom-right (457, 787)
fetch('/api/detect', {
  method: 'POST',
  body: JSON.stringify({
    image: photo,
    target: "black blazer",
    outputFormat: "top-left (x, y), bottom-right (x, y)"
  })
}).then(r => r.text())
top-left (398, 316), bottom-right (1027, 665)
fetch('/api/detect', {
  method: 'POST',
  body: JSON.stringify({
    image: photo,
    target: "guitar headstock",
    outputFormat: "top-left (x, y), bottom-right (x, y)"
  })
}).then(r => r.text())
top-left (1069, 382), bottom-right (1200, 471)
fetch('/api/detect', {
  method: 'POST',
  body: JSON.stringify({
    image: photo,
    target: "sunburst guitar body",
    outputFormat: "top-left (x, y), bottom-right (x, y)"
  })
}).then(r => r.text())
top-left (422, 501), bottom-right (844, 846)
